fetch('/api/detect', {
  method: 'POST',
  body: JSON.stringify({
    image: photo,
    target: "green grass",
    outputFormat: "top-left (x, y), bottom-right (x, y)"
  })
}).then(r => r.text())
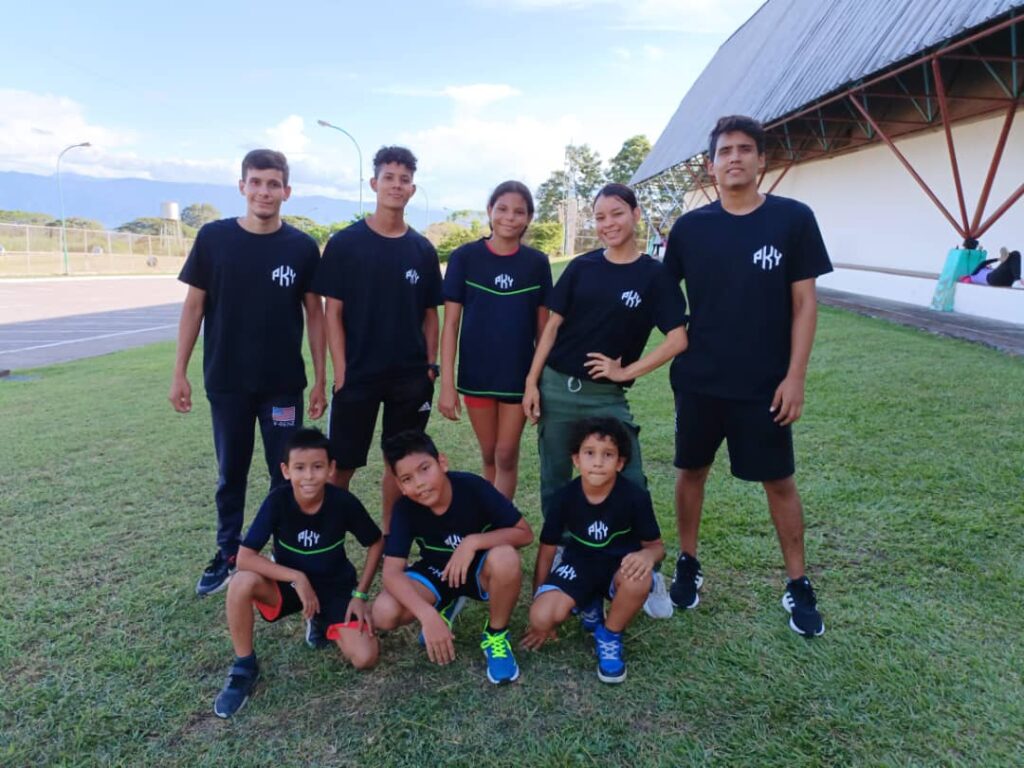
top-left (1, 307), bottom-right (1022, 767)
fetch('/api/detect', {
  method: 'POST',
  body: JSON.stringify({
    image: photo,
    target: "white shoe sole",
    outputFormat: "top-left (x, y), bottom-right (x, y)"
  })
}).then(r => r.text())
top-left (486, 666), bottom-right (521, 685)
top-left (213, 693), bottom-right (249, 719)
top-left (670, 573), bottom-right (703, 610)
top-left (597, 668), bottom-right (626, 684)
top-left (196, 569), bottom-right (235, 597)
top-left (781, 594), bottom-right (825, 637)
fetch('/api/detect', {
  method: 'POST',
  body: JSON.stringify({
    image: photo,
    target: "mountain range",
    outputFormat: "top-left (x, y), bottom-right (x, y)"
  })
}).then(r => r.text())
top-left (0, 171), bottom-right (361, 229)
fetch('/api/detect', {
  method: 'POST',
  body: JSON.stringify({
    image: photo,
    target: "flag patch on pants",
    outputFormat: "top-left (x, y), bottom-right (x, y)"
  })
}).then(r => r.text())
top-left (272, 406), bottom-right (296, 427)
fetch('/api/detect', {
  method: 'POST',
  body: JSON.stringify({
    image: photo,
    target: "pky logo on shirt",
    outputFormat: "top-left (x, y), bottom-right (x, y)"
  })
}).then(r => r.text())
top-left (555, 564), bottom-right (577, 581)
top-left (405, 268), bottom-right (420, 285)
top-left (621, 290), bottom-right (641, 308)
top-left (297, 529), bottom-right (320, 548)
top-left (494, 273), bottom-right (514, 290)
top-left (587, 521), bottom-right (609, 541)
top-left (752, 245), bottom-right (783, 270)
top-left (272, 265), bottom-right (296, 287)
top-left (444, 534), bottom-right (463, 549)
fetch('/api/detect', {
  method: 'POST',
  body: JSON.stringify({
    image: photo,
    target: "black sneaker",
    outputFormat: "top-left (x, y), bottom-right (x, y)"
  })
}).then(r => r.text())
top-left (213, 660), bottom-right (259, 719)
top-left (305, 616), bottom-right (332, 650)
top-left (669, 553), bottom-right (703, 609)
top-left (782, 576), bottom-right (825, 637)
top-left (196, 551), bottom-right (236, 597)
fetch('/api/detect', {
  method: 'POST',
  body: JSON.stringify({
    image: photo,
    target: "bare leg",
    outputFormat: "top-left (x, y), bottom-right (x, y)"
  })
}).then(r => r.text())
top-left (492, 403), bottom-right (526, 500)
top-left (605, 570), bottom-right (650, 633)
top-left (381, 467), bottom-right (401, 534)
top-left (371, 580), bottom-right (437, 631)
top-left (763, 475), bottom-right (806, 580)
top-left (479, 545), bottom-right (521, 629)
top-left (466, 401), bottom-right (498, 485)
top-left (332, 467), bottom-right (356, 490)
top-left (333, 627), bottom-right (379, 670)
top-left (225, 571), bottom-right (279, 657)
top-left (675, 466), bottom-right (711, 556)
top-left (528, 590), bottom-right (575, 634)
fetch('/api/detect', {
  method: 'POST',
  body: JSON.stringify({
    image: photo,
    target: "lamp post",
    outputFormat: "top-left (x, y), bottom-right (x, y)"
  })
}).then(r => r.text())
top-left (316, 119), bottom-right (363, 217)
top-left (57, 141), bottom-right (91, 275)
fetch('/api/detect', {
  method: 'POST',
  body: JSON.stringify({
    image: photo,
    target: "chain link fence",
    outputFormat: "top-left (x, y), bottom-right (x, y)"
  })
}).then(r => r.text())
top-left (0, 223), bottom-right (193, 276)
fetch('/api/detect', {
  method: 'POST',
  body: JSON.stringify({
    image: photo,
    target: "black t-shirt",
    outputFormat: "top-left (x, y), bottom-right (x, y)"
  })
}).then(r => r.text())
top-left (385, 471), bottom-right (523, 569)
top-left (242, 484), bottom-right (382, 593)
top-left (313, 220), bottom-right (442, 385)
top-left (546, 250), bottom-right (687, 386)
top-left (178, 219), bottom-right (320, 395)
top-left (540, 475), bottom-right (661, 561)
top-left (443, 239), bottom-right (552, 397)
top-left (663, 195), bottom-right (832, 400)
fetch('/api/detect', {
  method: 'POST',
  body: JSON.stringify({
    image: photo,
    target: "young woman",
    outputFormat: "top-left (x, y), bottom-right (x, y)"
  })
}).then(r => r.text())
top-left (439, 181), bottom-right (552, 499)
top-left (522, 183), bottom-right (688, 519)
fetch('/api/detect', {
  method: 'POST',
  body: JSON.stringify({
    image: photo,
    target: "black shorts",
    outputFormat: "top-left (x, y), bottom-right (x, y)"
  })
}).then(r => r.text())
top-left (673, 390), bottom-right (795, 481)
top-left (404, 552), bottom-right (490, 609)
top-left (328, 372), bottom-right (434, 469)
top-left (537, 548), bottom-right (621, 607)
top-left (254, 580), bottom-right (353, 634)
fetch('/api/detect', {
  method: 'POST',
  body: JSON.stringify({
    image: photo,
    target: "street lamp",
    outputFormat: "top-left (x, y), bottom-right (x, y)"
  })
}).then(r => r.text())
top-left (316, 119), bottom-right (364, 217)
top-left (57, 141), bottom-right (91, 275)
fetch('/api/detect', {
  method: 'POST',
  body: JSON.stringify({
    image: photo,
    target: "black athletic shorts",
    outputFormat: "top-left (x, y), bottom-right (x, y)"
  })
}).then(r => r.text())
top-left (404, 552), bottom-right (490, 609)
top-left (328, 372), bottom-right (434, 469)
top-left (673, 390), bottom-right (795, 481)
top-left (254, 580), bottom-right (353, 632)
top-left (536, 548), bottom-right (622, 607)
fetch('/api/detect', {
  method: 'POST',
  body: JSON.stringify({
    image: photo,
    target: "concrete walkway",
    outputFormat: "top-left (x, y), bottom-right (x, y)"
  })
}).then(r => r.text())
top-left (818, 288), bottom-right (1024, 357)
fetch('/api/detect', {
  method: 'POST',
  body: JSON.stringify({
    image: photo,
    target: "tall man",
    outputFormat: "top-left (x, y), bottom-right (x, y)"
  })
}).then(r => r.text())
top-left (313, 146), bottom-right (442, 532)
top-left (663, 116), bottom-right (831, 637)
top-left (171, 149), bottom-right (326, 597)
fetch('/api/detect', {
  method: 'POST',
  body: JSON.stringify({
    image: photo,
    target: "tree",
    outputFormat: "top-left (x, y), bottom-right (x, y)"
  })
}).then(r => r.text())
top-left (435, 220), bottom-right (484, 262)
top-left (0, 210), bottom-right (52, 225)
top-left (606, 135), bottom-right (652, 185)
top-left (535, 170), bottom-right (569, 223)
top-left (46, 217), bottom-right (105, 231)
top-left (566, 144), bottom-right (604, 202)
top-left (181, 203), bottom-right (221, 229)
top-left (523, 221), bottom-right (563, 258)
top-left (115, 217), bottom-right (164, 235)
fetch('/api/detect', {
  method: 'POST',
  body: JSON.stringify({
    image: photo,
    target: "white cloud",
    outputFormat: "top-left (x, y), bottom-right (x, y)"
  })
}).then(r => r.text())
top-left (441, 84), bottom-right (521, 108)
top-left (643, 45), bottom-right (666, 61)
top-left (264, 115), bottom-right (311, 158)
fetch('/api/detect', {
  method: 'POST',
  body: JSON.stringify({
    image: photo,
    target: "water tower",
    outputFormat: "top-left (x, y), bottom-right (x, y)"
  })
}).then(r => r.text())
top-left (160, 201), bottom-right (182, 240)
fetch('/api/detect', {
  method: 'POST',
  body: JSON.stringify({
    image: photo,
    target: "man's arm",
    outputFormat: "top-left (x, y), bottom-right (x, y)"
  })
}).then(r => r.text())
top-left (438, 301), bottom-right (462, 420)
top-left (324, 297), bottom-right (347, 392)
top-left (584, 325), bottom-right (688, 383)
top-left (169, 286), bottom-right (206, 413)
top-left (441, 517), bottom-right (534, 587)
top-left (347, 535), bottom-right (384, 631)
top-left (531, 541), bottom-right (558, 595)
top-left (522, 312), bottom-right (564, 424)
top-left (381, 555), bottom-right (455, 664)
top-left (771, 278), bottom-right (818, 426)
top-left (303, 292), bottom-right (327, 419)
top-left (619, 539), bottom-right (666, 582)
top-left (423, 306), bottom-right (440, 380)
top-left (236, 545), bottom-right (320, 619)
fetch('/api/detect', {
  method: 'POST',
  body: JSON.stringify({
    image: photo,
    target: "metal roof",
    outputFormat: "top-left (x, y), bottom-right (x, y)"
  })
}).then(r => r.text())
top-left (633, 0), bottom-right (1023, 184)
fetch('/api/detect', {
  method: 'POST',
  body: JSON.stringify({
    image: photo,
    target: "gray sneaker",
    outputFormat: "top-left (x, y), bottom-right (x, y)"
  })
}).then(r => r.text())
top-left (643, 572), bottom-right (674, 619)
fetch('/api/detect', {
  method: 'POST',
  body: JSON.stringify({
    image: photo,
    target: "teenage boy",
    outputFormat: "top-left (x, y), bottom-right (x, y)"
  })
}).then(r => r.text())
top-left (521, 417), bottom-right (665, 684)
top-left (313, 146), bottom-right (441, 531)
top-left (213, 428), bottom-right (383, 719)
top-left (171, 149), bottom-right (326, 597)
top-left (663, 115), bottom-right (832, 637)
top-left (371, 430), bottom-right (533, 685)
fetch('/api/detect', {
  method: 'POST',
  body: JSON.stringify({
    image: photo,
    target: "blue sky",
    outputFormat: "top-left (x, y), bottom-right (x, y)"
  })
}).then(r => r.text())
top-left (3, 0), bottom-right (763, 215)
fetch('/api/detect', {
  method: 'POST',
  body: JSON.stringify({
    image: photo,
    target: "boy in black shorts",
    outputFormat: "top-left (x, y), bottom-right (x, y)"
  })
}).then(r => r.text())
top-left (371, 431), bottom-right (534, 685)
top-left (171, 149), bottom-right (326, 597)
top-left (521, 417), bottom-right (665, 684)
top-left (213, 428), bottom-right (383, 718)
top-left (312, 146), bottom-right (442, 532)
top-left (663, 115), bottom-right (832, 637)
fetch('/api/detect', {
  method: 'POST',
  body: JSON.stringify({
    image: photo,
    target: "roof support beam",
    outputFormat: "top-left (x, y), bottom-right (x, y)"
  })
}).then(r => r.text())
top-left (932, 58), bottom-right (971, 234)
top-left (766, 160), bottom-right (795, 194)
top-left (848, 92), bottom-right (966, 238)
top-left (971, 99), bottom-right (1017, 234)
top-left (976, 182), bottom-right (1024, 239)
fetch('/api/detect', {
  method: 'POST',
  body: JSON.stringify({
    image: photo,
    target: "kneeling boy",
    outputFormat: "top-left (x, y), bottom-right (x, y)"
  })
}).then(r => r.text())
top-left (214, 428), bottom-right (383, 718)
top-left (521, 417), bottom-right (665, 684)
top-left (371, 430), bottom-right (533, 684)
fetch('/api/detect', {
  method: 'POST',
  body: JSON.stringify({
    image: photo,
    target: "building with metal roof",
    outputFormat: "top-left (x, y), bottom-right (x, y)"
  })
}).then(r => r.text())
top-left (634, 0), bottom-right (1023, 323)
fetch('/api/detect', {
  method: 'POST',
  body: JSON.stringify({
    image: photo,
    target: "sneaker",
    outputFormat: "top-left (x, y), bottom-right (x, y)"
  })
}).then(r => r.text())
top-left (669, 553), bottom-right (703, 609)
top-left (578, 595), bottom-right (604, 633)
top-left (480, 627), bottom-right (520, 684)
top-left (213, 660), bottom-right (259, 719)
top-left (305, 616), bottom-right (331, 649)
top-left (196, 551), bottom-right (236, 597)
top-left (643, 572), bottom-right (674, 619)
top-left (593, 624), bottom-right (626, 684)
top-left (782, 576), bottom-right (825, 637)
top-left (418, 596), bottom-right (467, 646)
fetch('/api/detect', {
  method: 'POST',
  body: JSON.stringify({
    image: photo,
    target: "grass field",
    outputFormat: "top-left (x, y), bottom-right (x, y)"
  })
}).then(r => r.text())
top-left (1, 306), bottom-right (1022, 767)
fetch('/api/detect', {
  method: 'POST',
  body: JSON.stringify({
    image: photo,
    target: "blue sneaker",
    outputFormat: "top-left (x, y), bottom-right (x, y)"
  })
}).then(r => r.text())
top-left (196, 551), bottom-right (236, 597)
top-left (782, 576), bottom-right (825, 637)
top-left (593, 624), bottom-right (626, 684)
top-left (480, 628), bottom-right (520, 685)
top-left (418, 596), bottom-right (467, 646)
top-left (578, 595), bottom-right (603, 633)
top-left (305, 616), bottom-right (331, 650)
top-left (213, 660), bottom-right (259, 718)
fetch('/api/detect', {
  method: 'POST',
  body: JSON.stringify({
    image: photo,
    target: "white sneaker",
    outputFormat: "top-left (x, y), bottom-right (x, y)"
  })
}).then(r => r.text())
top-left (643, 572), bottom-right (674, 619)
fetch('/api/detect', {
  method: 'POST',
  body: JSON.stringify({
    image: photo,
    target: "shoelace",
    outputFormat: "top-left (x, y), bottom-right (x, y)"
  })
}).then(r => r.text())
top-left (481, 631), bottom-right (510, 659)
top-left (580, 605), bottom-right (602, 622)
top-left (596, 637), bottom-right (621, 661)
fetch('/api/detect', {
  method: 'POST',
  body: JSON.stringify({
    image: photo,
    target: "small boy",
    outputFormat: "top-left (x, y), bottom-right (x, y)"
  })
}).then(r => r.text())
top-left (521, 417), bottom-right (666, 684)
top-left (213, 428), bottom-right (383, 719)
top-left (371, 430), bottom-right (533, 684)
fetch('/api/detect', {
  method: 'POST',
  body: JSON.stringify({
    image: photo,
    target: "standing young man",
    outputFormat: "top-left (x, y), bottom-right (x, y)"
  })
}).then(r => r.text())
top-left (171, 149), bottom-right (326, 597)
top-left (313, 146), bottom-right (442, 531)
top-left (663, 116), bottom-right (832, 637)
